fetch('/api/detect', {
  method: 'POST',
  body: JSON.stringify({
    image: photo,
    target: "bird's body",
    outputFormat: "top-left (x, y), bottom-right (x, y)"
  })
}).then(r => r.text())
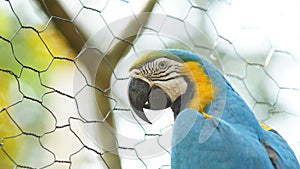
top-left (128, 49), bottom-right (300, 168)
top-left (172, 109), bottom-right (275, 169)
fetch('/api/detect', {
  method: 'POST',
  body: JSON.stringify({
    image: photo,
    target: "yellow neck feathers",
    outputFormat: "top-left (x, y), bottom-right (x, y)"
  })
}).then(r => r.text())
top-left (180, 61), bottom-right (215, 113)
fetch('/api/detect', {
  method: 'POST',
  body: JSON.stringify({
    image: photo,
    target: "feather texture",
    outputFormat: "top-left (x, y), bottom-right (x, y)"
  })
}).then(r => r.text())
top-left (168, 49), bottom-right (300, 169)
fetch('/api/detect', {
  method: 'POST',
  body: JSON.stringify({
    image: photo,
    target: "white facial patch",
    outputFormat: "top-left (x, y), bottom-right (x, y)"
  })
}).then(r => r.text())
top-left (154, 76), bottom-right (187, 102)
top-left (129, 58), bottom-right (187, 102)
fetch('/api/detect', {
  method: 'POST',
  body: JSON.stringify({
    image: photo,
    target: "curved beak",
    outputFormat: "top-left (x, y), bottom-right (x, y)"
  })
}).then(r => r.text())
top-left (128, 78), bottom-right (171, 124)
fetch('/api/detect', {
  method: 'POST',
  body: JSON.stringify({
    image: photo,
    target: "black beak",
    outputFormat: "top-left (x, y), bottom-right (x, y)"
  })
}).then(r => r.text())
top-left (128, 78), bottom-right (171, 124)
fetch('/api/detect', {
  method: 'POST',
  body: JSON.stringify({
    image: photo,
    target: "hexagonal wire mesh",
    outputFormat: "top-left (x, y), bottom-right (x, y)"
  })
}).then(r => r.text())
top-left (0, 0), bottom-right (299, 168)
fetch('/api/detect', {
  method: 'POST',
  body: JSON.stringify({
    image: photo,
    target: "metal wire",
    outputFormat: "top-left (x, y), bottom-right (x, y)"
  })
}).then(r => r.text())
top-left (0, 0), bottom-right (299, 168)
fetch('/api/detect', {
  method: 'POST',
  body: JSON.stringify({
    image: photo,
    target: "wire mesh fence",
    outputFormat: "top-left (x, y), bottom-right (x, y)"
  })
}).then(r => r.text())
top-left (0, 0), bottom-right (300, 168)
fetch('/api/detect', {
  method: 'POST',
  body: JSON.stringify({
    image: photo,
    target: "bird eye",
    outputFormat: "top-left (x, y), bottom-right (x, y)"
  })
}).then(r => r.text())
top-left (158, 61), bottom-right (167, 69)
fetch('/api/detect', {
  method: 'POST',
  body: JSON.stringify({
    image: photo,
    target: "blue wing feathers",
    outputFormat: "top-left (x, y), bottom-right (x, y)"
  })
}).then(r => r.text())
top-left (169, 49), bottom-right (300, 169)
top-left (260, 131), bottom-right (300, 169)
top-left (172, 109), bottom-right (300, 168)
top-left (172, 109), bottom-right (274, 169)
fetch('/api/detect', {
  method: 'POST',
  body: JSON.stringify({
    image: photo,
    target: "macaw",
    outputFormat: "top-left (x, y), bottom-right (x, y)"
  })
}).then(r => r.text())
top-left (128, 49), bottom-right (300, 169)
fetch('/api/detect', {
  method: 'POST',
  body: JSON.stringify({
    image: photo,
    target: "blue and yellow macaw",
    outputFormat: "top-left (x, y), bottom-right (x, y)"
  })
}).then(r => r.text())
top-left (128, 49), bottom-right (300, 168)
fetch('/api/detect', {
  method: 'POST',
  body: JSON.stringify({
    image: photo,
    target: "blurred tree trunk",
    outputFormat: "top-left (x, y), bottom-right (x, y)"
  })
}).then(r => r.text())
top-left (95, 1), bottom-right (157, 168)
top-left (38, 0), bottom-right (86, 53)
top-left (37, 0), bottom-right (157, 168)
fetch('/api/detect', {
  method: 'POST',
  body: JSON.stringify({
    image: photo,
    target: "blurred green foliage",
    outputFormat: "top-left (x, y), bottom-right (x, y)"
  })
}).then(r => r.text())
top-left (0, 10), bottom-right (75, 167)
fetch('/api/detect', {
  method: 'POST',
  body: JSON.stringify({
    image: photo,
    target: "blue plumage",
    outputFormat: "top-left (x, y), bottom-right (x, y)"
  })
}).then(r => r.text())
top-left (128, 49), bottom-right (299, 168)
top-left (172, 109), bottom-right (274, 169)
top-left (167, 49), bottom-right (300, 169)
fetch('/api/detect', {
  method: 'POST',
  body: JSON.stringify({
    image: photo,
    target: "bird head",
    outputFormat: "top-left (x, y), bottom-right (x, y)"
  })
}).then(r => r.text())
top-left (128, 49), bottom-right (215, 124)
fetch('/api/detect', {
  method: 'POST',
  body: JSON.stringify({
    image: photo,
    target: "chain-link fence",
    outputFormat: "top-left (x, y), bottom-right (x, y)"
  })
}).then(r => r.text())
top-left (0, 0), bottom-right (300, 168)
